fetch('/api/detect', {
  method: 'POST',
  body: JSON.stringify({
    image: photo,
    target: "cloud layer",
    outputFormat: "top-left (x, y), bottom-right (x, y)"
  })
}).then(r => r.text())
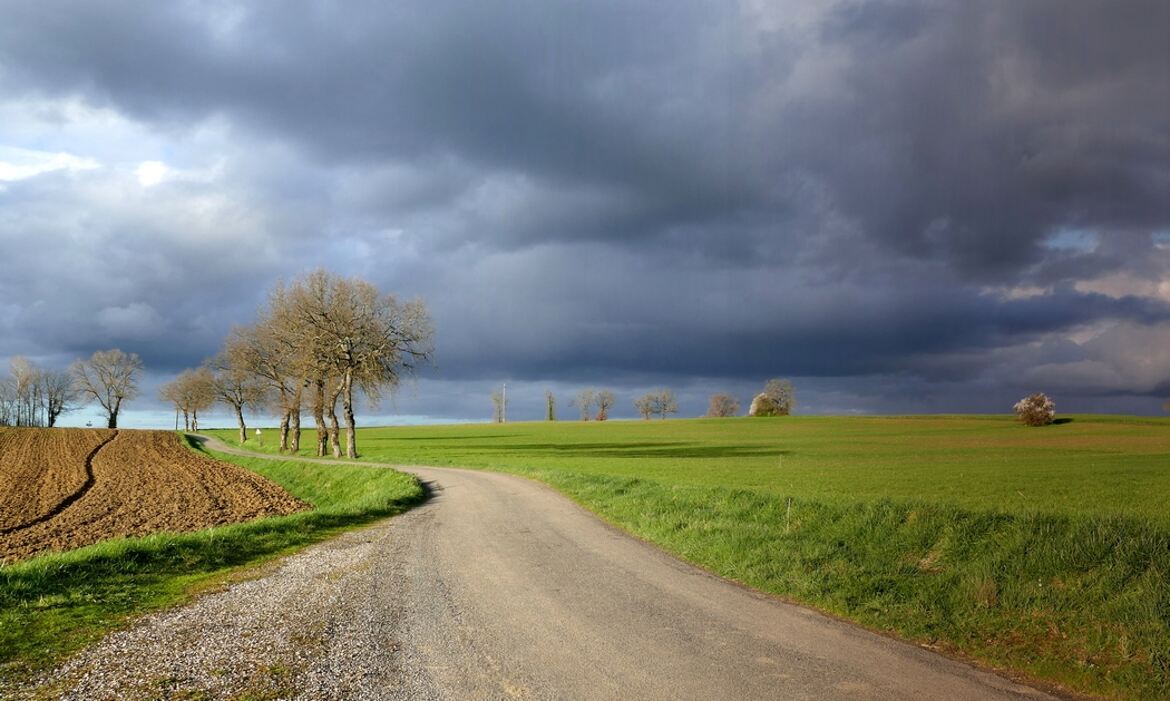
top-left (1, 0), bottom-right (1167, 422)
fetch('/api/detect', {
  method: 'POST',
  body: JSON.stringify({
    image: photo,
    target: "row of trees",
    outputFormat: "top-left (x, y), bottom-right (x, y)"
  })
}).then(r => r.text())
top-left (0, 350), bottom-right (144, 429)
top-left (0, 358), bottom-right (77, 427)
top-left (499, 379), bottom-right (797, 423)
top-left (499, 387), bottom-right (678, 421)
top-left (161, 270), bottom-right (433, 458)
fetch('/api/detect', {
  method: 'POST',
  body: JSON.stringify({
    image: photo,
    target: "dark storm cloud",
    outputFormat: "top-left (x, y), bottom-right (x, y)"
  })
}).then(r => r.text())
top-left (0, 0), bottom-right (1167, 418)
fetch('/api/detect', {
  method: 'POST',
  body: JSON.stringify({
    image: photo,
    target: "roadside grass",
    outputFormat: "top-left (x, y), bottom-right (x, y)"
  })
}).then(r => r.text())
top-left (209, 415), bottom-right (1170, 699)
top-left (0, 440), bottom-right (424, 686)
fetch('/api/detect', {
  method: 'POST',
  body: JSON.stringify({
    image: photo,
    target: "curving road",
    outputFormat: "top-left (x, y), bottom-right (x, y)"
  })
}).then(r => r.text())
top-left (17, 436), bottom-right (1067, 700)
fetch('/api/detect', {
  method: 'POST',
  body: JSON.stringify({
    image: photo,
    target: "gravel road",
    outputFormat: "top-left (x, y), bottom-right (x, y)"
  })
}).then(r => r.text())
top-left (8, 437), bottom-right (1066, 700)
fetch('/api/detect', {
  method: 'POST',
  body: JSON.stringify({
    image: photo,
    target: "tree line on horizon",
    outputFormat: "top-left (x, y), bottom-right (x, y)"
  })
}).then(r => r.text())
top-left (0, 271), bottom-right (433, 461)
top-left (0, 350), bottom-right (143, 429)
top-left (489, 378), bottom-right (797, 423)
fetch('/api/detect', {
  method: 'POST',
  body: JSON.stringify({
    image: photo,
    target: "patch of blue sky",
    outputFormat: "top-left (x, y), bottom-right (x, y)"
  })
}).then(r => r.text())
top-left (1043, 228), bottom-right (1099, 253)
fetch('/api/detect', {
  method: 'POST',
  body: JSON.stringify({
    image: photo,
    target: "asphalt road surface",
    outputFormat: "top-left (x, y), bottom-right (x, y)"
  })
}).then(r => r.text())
top-left (15, 437), bottom-right (1065, 700)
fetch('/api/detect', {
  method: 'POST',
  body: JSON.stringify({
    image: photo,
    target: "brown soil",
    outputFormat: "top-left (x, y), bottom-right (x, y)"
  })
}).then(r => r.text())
top-left (0, 429), bottom-right (309, 563)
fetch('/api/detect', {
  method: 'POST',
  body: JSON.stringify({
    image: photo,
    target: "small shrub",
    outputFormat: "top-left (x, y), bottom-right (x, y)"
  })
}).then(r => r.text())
top-left (1014, 392), bottom-right (1055, 426)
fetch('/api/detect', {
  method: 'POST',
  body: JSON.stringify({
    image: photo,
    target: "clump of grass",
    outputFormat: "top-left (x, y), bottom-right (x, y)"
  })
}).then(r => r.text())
top-left (0, 445), bottom-right (425, 684)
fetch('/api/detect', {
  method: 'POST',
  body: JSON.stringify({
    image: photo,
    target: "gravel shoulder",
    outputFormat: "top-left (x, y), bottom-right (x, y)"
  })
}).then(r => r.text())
top-left (7, 438), bottom-right (1070, 700)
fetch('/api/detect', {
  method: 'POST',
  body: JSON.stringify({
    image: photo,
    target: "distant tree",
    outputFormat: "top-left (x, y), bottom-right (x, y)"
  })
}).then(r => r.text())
top-left (636, 389), bottom-right (677, 420)
top-left (651, 389), bottom-right (678, 419)
top-left (206, 351), bottom-right (269, 443)
top-left (159, 368), bottom-right (216, 431)
top-left (571, 388), bottom-right (596, 421)
top-left (595, 390), bottom-right (615, 421)
top-left (185, 368), bottom-right (216, 431)
top-left (545, 390), bottom-right (556, 421)
top-left (1014, 392), bottom-right (1055, 426)
top-left (0, 359), bottom-right (77, 427)
top-left (9, 358), bottom-right (39, 427)
top-left (762, 378), bottom-right (795, 416)
top-left (706, 393), bottom-right (740, 417)
top-left (226, 321), bottom-right (301, 453)
top-left (159, 378), bottom-right (187, 430)
top-left (71, 349), bottom-right (143, 429)
top-left (41, 368), bottom-right (80, 427)
top-left (491, 389), bottom-right (507, 424)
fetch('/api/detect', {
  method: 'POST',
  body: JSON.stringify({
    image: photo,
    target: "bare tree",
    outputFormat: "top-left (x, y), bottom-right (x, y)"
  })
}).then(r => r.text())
top-left (762, 378), bottom-right (795, 416)
top-left (595, 389), bottom-right (615, 421)
top-left (159, 368), bottom-right (216, 431)
top-left (41, 368), bottom-right (80, 427)
top-left (9, 358), bottom-right (39, 427)
top-left (635, 389), bottom-right (678, 419)
top-left (159, 377), bottom-right (188, 430)
top-left (227, 322), bottom-right (301, 452)
top-left (571, 388), bottom-right (596, 421)
top-left (491, 389), bottom-right (506, 423)
top-left (545, 389), bottom-right (556, 421)
top-left (651, 389), bottom-right (678, 419)
top-left (71, 349), bottom-right (143, 429)
top-left (280, 270), bottom-right (433, 458)
top-left (0, 358), bottom-right (77, 427)
top-left (706, 393), bottom-right (740, 417)
top-left (206, 351), bottom-right (269, 443)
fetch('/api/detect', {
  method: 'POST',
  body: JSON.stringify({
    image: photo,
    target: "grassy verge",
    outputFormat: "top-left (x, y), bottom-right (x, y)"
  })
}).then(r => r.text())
top-left (208, 417), bottom-right (1170, 699)
top-left (523, 470), bottom-right (1169, 700)
top-left (0, 439), bottom-right (425, 686)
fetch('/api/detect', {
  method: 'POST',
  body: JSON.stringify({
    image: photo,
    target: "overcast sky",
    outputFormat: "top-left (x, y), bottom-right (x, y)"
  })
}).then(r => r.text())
top-left (1, 0), bottom-right (1168, 426)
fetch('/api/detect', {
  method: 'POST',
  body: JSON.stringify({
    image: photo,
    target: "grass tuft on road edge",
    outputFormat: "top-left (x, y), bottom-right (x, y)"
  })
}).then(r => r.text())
top-left (0, 439), bottom-right (424, 686)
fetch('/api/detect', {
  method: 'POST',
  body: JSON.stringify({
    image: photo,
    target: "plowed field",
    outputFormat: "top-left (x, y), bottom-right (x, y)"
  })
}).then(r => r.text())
top-left (0, 429), bottom-right (308, 562)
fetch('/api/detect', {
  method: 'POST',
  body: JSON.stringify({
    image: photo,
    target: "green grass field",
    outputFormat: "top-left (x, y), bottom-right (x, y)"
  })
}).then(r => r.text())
top-left (0, 439), bottom-right (424, 687)
top-left (210, 415), bottom-right (1170, 699)
top-left (216, 414), bottom-right (1170, 521)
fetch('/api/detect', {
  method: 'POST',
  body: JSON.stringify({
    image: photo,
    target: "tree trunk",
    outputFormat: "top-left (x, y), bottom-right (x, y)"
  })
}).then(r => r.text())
top-left (109, 398), bottom-right (120, 429)
top-left (279, 411), bottom-right (290, 452)
top-left (290, 406), bottom-right (301, 452)
top-left (342, 373), bottom-right (358, 459)
top-left (192, 409), bottom-right (199, 432)
top-left (313, 378), bottom-right (328, 458)
top-left (326, 381), bottom-right (343, 458)
top-left (327, 407), bottom-right (342, 458)
top-left (289, 383), bottom-right (303, 452)
top-left (236, 405), bottom-right (247, 444)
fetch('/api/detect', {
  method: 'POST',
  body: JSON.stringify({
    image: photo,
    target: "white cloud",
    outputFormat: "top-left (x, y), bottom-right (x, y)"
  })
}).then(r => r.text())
top-left (135, 160), bottom-right (170, 187)
top-left (0, 145), bottom-right (99, 181)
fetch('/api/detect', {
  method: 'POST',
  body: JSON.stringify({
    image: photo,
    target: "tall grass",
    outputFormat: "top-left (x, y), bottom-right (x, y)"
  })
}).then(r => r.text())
top-left (0, 443), bottom-right (424, 684)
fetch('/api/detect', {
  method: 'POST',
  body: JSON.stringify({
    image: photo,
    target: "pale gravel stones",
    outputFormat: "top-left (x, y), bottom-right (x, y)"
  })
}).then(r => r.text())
top-left (5, 510), bottom-right (441, 701)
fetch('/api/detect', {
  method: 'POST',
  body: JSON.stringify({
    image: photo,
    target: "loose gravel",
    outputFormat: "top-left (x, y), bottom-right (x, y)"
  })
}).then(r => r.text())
top-left (4, 508), bottom-right (442, 701)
